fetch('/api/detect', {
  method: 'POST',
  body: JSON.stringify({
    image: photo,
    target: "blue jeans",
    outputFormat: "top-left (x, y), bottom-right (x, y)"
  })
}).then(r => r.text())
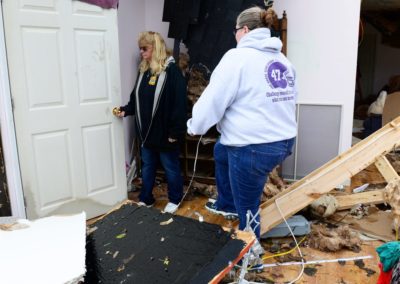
top-left (139, 147), bottom-right (183, 205)
top-left (214, 138), bottom-right (295, 239)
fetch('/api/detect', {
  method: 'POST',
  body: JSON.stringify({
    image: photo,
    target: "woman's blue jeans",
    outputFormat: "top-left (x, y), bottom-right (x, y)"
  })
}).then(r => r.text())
top-left (214, 138), bottom-right (295, 239)
top-left (139, 147), bottom-right (183, 205)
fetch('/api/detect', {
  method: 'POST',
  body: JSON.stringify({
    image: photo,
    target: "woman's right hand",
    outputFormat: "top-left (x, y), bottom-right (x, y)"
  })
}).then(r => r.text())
top-left (112, 107), bottom-right (125, 118)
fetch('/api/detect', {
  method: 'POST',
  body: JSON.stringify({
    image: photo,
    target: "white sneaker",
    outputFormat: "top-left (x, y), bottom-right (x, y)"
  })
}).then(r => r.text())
top-left (163, 202), bottom-right (179, 214)
top-left (137, 201), bottom-right (154, 208)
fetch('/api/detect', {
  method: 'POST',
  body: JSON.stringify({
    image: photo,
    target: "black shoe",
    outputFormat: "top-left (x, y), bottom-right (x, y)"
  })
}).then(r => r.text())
top-left (205, 201), bottom-right (238, 220)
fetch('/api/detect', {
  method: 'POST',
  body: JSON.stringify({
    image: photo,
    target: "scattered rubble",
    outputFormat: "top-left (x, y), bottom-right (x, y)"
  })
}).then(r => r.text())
top-left (308, 223), bottom-right (362, 252)
top-left (383, 177), bottom-right (400, 232)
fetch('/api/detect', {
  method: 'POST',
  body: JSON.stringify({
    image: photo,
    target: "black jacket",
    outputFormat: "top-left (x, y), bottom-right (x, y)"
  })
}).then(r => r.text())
top-left (120, 59), bottom-right (187, 152)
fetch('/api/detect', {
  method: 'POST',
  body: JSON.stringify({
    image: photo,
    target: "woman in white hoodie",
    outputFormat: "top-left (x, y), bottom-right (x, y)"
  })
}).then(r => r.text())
top-left (187, 7), bottom-right (297, 239)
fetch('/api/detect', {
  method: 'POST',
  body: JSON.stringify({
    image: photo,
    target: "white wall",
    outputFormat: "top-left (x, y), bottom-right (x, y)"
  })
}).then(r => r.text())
top-left (274, 0), bottom-right (361, 155)
top-left (118, 0), bottom-right (171, 161)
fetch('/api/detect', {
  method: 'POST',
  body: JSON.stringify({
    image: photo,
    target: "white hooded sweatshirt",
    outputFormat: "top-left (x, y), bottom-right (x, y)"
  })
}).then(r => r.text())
top-left (187, 28), bottom-right (297, 146)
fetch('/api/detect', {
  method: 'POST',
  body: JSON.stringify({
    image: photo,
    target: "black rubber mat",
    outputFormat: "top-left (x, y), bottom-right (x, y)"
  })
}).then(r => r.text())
top-left (85, 203), bottom-right (245, 283)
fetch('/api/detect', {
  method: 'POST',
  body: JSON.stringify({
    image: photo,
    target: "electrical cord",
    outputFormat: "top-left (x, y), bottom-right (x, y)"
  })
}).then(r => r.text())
top-left (261, 236), bottom-right (307, 261)
top-left (274, 197), bottom-right (305, 284)
top-left (177, 135), bottom-right (203, 209)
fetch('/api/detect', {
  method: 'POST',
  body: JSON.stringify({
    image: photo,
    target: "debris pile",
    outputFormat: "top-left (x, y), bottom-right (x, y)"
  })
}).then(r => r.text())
top-left (308, 223), bottom-right (362, 252)
top-left (262, 167), bottom-right (288, 201)
top-left (383, 177), bottom-right (400, 232)
top-left (187, 64), bottom-right (210, 106)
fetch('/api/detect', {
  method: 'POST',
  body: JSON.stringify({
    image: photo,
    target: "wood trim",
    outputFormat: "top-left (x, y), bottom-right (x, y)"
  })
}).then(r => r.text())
top-left (281, 10), bottom-right (287, 55)
top-left (0, 9), bottom-right (25, 218)
top-left (256, 116), bottom-right (400, 235)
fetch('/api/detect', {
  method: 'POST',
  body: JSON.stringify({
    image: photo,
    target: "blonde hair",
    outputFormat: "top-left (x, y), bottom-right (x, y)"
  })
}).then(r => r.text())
top-left (236, 6), bottom-right (276, 30)
top-left (138, 31), bottom-right (172, 74)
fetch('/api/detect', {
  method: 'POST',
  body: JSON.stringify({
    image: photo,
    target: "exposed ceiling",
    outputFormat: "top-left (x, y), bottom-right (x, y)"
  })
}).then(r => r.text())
top-left (361, 0), bottom-right (400, 48)
top-left (362, 0), bottom-right (400, 11)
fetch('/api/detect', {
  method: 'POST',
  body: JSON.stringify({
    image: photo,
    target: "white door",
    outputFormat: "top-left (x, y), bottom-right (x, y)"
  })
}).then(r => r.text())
top-left (3, 0), bottom-right (127, 219)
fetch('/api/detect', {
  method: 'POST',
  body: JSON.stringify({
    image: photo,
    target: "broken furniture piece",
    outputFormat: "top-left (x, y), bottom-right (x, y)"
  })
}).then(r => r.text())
top-left (257, 116), bottom-right (400, 236)
top-left (85, 201), bottom-right (255, 284)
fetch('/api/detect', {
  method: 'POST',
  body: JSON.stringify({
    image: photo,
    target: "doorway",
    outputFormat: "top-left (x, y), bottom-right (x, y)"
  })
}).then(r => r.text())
top-left (0, 133), bottom-right (11, 216)
top-left (353, 0), bottom-right (400, 141)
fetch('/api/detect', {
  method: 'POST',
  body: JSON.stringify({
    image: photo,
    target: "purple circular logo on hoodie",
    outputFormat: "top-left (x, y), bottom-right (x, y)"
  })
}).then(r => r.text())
top-left (265, 61), bottom-right (288, 89)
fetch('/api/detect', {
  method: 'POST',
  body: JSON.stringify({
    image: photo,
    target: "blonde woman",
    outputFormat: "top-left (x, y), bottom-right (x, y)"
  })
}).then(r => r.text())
top-left (116, 31), bottom-right (187, 214)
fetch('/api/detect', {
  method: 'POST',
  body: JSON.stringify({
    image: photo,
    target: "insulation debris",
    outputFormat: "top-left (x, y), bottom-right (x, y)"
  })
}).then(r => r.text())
top-left (349, 204), bottom-right (371, 219)
top-left (187, 65), bottom-right (210, 106)
top-left (190, 181), bottom-right (218, 199)
top-left (262, 167), bottom-right (288, 201)
top-left (383, 177), bottom-right (400, 231)
top-left (308, 223), bottom-right (362, 252)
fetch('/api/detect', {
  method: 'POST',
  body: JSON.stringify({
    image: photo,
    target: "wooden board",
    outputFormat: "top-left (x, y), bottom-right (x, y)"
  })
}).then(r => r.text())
top-left (374, 155), bottom-right (399, 182)
top-left (336, 190), bottom-right (385, 210)
top-left (257, 116), bottom-right (400, 235)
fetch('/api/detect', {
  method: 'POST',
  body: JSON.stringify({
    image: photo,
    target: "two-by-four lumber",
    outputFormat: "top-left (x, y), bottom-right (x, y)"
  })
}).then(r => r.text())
top-left (258, 116), bottom-right (400, 235)
top-left (374, 155), bottom-right (400, 182)
top-left (336, 190), bottom-right (385, 210)
top-left (336, 155), bottom-right (399, 211)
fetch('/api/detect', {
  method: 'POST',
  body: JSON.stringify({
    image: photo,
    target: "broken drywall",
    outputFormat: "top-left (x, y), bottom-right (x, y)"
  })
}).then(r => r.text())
top-left (0, 213), bottom-right (86, 284)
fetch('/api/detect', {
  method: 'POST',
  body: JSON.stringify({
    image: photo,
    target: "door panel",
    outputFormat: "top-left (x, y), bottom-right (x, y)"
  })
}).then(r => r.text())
top-left (3, 0), bottom-right (127, 219)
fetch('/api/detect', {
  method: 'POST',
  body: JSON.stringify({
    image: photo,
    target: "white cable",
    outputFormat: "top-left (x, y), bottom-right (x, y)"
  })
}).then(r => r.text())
top-left (262, 255), bottom-right (372, 268)
top-left (274, 196), bottom-right (305, 284)
top-left (177, 135), bottom-right (203, 208)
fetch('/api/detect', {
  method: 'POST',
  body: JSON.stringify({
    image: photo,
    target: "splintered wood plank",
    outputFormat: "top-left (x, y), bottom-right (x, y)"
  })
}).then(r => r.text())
top-left (374, 155), bottom-right (399, 182)
top-left (258, 116), bottom-right (400, 235)
top-left (336, 190), bottom-right (385, 210)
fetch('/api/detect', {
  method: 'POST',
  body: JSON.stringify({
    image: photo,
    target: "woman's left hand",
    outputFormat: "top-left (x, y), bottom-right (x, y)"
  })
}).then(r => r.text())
top-left (168, 138), bottom-right (177, 143)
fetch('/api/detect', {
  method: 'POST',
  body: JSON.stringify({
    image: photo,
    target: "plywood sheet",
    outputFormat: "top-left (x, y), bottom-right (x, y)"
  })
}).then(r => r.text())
top-left (330, 210), bottom-right (396, 242)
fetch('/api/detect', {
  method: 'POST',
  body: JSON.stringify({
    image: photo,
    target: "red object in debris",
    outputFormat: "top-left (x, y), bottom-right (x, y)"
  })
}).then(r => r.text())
top-left (377, 262), bottom-right (393, 284)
